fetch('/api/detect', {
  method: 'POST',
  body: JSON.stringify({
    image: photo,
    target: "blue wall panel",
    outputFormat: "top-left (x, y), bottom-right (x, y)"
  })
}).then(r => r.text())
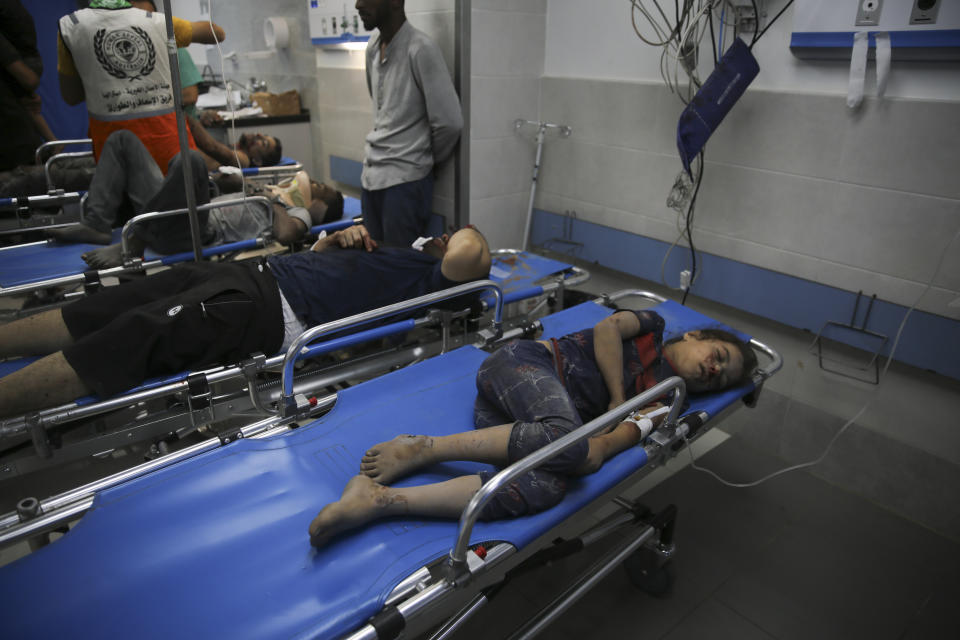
top-left (531, 209), bottom-right (960, 380)
top-left (25, 0), bottom-right (89, 142)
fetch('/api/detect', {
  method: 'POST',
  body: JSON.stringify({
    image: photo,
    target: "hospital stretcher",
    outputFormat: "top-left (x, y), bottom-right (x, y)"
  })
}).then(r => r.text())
top-left (0, 290), bottom-right (781, 639)
top-left (0, 194), bottom-right (364, 312)
top-left (0, 253), bottom-right (588, 478)
top-left (1, 137), bottom-right (301, 238)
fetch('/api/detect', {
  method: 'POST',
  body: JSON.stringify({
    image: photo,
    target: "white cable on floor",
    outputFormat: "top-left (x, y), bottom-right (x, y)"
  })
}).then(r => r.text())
top-left (680, 223), bottom-right (960, 488)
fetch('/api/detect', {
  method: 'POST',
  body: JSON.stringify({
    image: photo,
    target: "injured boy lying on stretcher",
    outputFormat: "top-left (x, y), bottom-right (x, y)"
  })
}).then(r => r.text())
top-left (0, 226), bottom-right (490, 418)
top-left (308, 310), bottom-right (758, 547)
top-left (45, 130), bottom-right (343, 268)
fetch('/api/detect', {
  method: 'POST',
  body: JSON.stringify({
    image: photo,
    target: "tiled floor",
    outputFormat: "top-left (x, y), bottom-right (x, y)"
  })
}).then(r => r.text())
top-left (440, 260), bottom-right (960, 640)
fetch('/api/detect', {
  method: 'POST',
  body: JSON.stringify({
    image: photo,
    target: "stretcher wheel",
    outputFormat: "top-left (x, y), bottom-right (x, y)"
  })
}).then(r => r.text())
top-left (624, 548), bottom-right (673, 597)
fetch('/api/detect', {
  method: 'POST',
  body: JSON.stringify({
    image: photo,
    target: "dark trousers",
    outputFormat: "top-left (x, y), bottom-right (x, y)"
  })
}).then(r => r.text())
top-left (472, 339), bottom-right (590, 520)
top-left (84, 130), bottom-right (211, 253)
top-left (361, 173), bottom-right (433, 247)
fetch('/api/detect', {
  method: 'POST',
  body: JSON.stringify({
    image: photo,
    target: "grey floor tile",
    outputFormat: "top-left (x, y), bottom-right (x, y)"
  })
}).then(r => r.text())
top-left (662, 597), bottom-right (776, 640)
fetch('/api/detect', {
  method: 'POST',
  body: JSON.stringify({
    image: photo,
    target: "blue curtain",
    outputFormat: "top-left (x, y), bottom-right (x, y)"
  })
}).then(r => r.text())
top-left (23, 0), bottom-right (89, 141)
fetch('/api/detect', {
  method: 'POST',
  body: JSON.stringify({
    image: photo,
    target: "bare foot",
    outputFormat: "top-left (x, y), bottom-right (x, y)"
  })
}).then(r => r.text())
top-left (82, 243), bottom-right (124, 268)
top-left (47, 224), bottom-right (112, 245)
top-left (360, 434), bottom-right (434, 484)
top-left (308, 475), bottom-right (405, 548)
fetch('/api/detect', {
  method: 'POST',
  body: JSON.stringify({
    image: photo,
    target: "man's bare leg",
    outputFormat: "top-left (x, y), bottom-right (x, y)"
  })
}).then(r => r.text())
top-left (360, 423), bottom-right (514, 484)
top-left (308, 474), bottom-right (481, 548)
top-left (0, 309), bottom-right (74, 358)
top-left (0, 352), bottom-right (92, 418)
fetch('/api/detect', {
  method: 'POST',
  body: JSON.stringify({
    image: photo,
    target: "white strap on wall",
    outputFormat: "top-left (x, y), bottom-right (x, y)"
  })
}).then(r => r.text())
top-left (847, 31), bottom-right (892, 109)
top-left (875, 32), bottom-right (892, 99)
top-left (847, 31), bottom-right (869, 109)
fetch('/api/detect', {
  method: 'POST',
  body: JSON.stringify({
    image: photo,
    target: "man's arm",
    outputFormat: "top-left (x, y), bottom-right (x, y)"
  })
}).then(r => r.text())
top-left (271, 203), bottom-right (308, 245)
top-left (59, 71), bottom-right (84, 105)
top-left (411, 43), bottom-right (463, 165)
top-left (188, 20), bottom-right (225, 44)
top-left (186, 115), bottom-right (249, 168)
top-left (0, 29), bottom-right (39, 91)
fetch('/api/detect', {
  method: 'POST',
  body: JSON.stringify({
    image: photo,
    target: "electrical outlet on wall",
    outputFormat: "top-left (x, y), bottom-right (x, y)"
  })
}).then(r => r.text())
top-left (855, 0), bottom-right (883, 27)
top-left (910, 0), bottom-right (941, 25)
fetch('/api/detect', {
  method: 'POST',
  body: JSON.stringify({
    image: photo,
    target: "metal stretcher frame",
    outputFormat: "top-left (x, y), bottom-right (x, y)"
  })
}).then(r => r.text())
top-left (0, 290), bottom-right (781, 640)
top-left (0, 253), bottom-right (586, 475)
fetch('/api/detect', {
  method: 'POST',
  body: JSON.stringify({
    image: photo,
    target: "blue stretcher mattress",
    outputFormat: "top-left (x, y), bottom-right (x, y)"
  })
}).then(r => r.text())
top-left (0, 300), bottom-right (754, 639)
top-left (0, 197), bottom-right (363, 289)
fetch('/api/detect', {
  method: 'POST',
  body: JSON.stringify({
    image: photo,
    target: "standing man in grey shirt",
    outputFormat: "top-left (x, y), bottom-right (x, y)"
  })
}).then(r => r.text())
top-left (356, 0), bottom-right (463, 246)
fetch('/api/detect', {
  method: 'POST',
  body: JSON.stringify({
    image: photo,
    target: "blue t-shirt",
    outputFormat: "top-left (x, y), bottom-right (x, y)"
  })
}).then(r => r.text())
top-left (553, 309), bottom-right (676, 420)
top-left (267, 247), bottom-right (460, 326)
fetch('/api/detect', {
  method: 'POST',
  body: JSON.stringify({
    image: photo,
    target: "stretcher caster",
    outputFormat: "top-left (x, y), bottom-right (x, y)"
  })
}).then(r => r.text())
top-left (624, 547), bottom-right (674, 597)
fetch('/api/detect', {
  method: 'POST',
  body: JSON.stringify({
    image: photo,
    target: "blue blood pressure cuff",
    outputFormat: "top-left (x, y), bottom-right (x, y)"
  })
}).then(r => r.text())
top-left (676, 38), bottom-right (760, 174)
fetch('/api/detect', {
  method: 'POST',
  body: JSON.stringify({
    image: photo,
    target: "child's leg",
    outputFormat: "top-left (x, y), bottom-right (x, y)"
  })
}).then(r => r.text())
top-left (361, 423), bottom-right (514, 484)
top-left (308, 474), bottom-right (482, 548)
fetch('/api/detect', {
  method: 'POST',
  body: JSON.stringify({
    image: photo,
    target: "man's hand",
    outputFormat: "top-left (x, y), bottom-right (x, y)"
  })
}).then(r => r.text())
top-left (311, 224), bottom-right (377, 253)
top-left (333, 224), bottom-right (377, 251)
top-left (199, 109), bottom-right (223, 128)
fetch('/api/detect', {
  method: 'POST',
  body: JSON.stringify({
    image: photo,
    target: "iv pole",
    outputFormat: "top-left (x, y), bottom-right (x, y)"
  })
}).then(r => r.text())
top-left (161, 0), bottom-right (203, 263)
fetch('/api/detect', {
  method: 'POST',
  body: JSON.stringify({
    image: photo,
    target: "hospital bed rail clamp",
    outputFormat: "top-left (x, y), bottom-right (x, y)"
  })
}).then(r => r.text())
top-left (239, 352), bottom-right (270, 413)
top-left (185, 373), bottom-right (214, 428)
top-left (27, 412), bottom-right (53, 459)
top-left (82, 270), bottom-right (102, 296)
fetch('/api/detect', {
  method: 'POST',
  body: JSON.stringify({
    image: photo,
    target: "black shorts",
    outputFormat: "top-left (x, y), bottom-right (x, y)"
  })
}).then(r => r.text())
top-left (61, 261), bottom-right (283, 398)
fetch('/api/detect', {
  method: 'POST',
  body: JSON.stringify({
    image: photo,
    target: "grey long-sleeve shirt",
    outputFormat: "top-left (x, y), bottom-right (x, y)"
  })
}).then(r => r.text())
top-left (362, 20), bottom-right (463, 191)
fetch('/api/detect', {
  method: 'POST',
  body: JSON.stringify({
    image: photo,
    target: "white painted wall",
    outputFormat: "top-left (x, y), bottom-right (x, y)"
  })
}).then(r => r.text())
top-left (544, 0), bottom-right (960, 100)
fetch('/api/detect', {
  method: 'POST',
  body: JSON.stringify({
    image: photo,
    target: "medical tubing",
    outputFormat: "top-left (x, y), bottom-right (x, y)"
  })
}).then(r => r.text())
top-left (278, 280), bottom-right (505, 415)
top-left (448, 376), bottom-right (687, 570)
top-left (685, 222), bottom-right (960, 489)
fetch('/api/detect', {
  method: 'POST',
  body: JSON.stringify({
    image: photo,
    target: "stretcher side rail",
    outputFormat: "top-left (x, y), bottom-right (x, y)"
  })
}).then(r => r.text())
top-left (34, 139), bottom-right (92, 166)
top-left (118, 195), bottom-right (272, 263)
top-left (0, 191), bottom-right (84, 214)
top-left (241, 162), bottom-right (303, 178)
top-left (278, 279), bottom-right (505, 417)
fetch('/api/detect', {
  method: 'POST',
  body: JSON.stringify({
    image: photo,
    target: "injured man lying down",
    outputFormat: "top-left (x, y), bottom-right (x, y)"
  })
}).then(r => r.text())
top-left (308, 310), bottom-right (758, 547)
top-left (46, 129), bottom-right (344, 268)
top-left (0, 226), bottom-right (491, 418)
